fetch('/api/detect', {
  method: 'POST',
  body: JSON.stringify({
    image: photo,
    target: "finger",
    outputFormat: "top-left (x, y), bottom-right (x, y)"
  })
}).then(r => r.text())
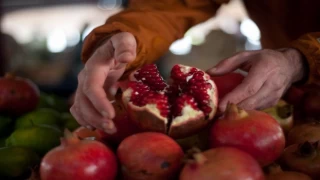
top-left (206, 50), bottom-right (260, 75)
top-left (83, 33), bottom-right (136, 119)
top-left (218, 64), bottom-right (269, 112)
top-left (77, 91), bottom-right (117, 134)
top-left (111, 32), bottom-right (137, 65)
top-left (70, 71), bottom-right (90, 128)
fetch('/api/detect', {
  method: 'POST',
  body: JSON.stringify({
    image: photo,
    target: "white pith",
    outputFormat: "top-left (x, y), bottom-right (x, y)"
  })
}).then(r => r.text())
top-left (123, 87), bottom-right (168, 123)
top-left (171, 104), bottom-right (203, 125)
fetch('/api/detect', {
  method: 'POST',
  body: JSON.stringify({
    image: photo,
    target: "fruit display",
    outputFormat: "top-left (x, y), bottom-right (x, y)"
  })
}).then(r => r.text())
top-left (0, 64), bottom-right (320, 180)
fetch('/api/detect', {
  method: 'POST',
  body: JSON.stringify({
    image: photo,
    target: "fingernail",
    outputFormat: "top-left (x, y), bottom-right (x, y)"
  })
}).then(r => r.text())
top-left (102, 121), bottom-right (117, 134)
top-left (101, 111), bottom-right (110, 118)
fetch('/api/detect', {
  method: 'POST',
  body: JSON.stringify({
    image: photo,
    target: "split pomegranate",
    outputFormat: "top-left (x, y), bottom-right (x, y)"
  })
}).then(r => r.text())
top-left (210, 72), bottom-right (245, 99)
top-left (287, 121), bottom-right (320, 146)
top-left (209, 103), bottom-right (285, 166)
top-left (117, 132), bottom-right (184, 180)
top-left (281, 141), bottom-right (320, 179)
top-left (262, 100), bottom-right (294, 134)
top-left (122, 64), bottom-right (218, 139)
top-left (97, 92), bottom-right (141, 145)
top-left (0, 73), bottom-right (40, 115)
top-left (265, 163), bottom-right (311, 180)
top-left (180, 147), bottom-right (265, 180)
top-left (40, 129), bottom-right (118, 180)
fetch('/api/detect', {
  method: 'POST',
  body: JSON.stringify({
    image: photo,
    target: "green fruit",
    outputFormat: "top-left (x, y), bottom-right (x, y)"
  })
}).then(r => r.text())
top-left (0, 147), bottom-right (40, 178)
top-left (15, 108), bottom-right (62, 129)
top-left (0, 116), bottom-right (12, 137)
top-left (61, 112), bottom-right (80, 131)
top-left (37, 92), bottom-right (68, 112)
top-left (6, 125), bottom-right (62, 155)
top-left (0, 137), bottom-right (6, 147)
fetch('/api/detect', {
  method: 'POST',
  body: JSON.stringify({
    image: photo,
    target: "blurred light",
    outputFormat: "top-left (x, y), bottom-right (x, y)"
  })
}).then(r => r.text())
top-left (169, 36), bottom-right (192, 55)
top-left (245, 40), bottom-right (261, 50)
top-left (240, 19), bottom-right (261, 41)
top-left (185, 29), bottom-right (206, 46)
top-left (82, 25), bottom-right (96, 41)
top-left (47, 29), bottom-right (67, 53)
top-left (219, 18), bottom-right (239, 35)
top-left (98, 0), bottom-right (122, 10)
top-left (66, 29), bottom-right (80, 47)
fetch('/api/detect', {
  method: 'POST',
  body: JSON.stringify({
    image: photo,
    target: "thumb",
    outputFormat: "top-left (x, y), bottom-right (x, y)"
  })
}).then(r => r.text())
top-left (206, 51), bottom-right (258, 76)
top-left (111, 32), bottom-right (137, 65)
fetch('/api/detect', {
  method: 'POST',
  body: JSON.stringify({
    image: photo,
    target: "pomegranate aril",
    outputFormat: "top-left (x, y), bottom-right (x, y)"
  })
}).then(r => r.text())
top-left (129, 81), bottom-right (150, 106)
top-left (141, 91), bottom-right (169, 118)
top-left (134, 64), bottom-right (167, 91)
top-left (172, 94), bottom-right (199, 117)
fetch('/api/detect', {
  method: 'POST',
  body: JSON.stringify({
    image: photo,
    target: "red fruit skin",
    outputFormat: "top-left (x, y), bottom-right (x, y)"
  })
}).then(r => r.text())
top-left (0, 74), bottom-right (40, 115)
top-left (210, 72), bottom-right (245, 99)
top-left (281, 143), bottom-right (320, 179)
top-left (40, 139), bottom-right (118, 180)
top-left (282, 86), bottom-right (305, 107)
top-left (98, 92), bottom-right (142, 145)
top-left (209, 106), bottom-right (285, 166)
top-left (117, 132), bottom-right (184, 180)
top-left (180, 147), bottom-right (265, 180)
top-left (287, 122), bottom-right (320, 146)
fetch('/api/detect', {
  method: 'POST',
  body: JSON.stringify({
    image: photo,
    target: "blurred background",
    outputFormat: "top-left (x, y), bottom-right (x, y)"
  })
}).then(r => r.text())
top-left (0, 0), bottom-right (262, 98)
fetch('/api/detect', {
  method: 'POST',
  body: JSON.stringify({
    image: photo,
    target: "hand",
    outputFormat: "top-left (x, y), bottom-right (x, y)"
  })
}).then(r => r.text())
top-left (70, 32), bottom-right (136, 133)
top-left (207, 48), bottom-right (306, 112)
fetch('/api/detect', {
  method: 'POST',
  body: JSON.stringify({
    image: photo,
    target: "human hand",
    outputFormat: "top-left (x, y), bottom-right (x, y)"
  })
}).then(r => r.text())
top-left (207, 48), bottom-right (306, 112)
top-left (70, 32), bottom-right (136, 133)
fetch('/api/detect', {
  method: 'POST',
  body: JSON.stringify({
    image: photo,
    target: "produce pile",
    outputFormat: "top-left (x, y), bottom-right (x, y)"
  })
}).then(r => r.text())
top-left (0, 64), bottom-right (319, 180)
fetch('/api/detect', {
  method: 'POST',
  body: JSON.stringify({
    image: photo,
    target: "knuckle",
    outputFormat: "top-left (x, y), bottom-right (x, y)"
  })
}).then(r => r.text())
top-left (244, 100), bottom-right (256, 110)
top-left (246, 85), bottom-right (258, 96)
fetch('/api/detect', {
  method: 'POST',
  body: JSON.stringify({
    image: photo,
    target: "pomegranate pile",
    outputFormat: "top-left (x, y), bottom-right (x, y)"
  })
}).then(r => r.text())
top-left (2, 64), bottom-right (320, 180)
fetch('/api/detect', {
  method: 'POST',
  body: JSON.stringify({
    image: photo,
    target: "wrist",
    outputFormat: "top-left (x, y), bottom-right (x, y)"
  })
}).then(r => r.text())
top-left (280, 48), bottom-right (308, 83)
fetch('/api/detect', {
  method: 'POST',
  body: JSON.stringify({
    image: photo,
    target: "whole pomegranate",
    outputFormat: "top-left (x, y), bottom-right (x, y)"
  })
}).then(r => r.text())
top-left (209, 103), bottom-right (285, 166)
top-left (210, 72), bottom-right (245, 99)
top-left (117, 132), bottom-right (184, 180)
top-left (302, 91), bottom-right (320, 118)
top-left (0, 73), bottom-right (40, 115)
top-left (287, 122), bottom-right (320, 146)
top-left (122, 64), bottom-right (218, 139)
top-left (40, 129), bottom-right (118, 180)
top-left (265, 163), bottom-right (311, 180)
top-left (281, 141), bottom-right (320, 179)
top-left (282, 86), bottom-right (305, 107)
top-left (180, 147), bottom-right (265, 180)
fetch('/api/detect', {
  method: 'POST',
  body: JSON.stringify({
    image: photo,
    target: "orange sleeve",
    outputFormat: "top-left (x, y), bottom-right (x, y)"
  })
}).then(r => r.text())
top-left (290, 32), bottom-right (320, 85)
top-left (81, 0), bottom-right (229, 79)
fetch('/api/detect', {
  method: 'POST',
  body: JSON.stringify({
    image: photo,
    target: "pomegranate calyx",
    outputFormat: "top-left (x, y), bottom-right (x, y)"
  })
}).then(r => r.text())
top-left (225, 103), bottom-right (248, 120)
top-left (276, 103), bottom-right (293, 119)
top-left (4, 72), bottom-right (16, 79)
top-left (184, 147), bottom-right (208, 165)
top-left (61, 129), bottom-right (80, 146)
top-left (265, 163), bottom-right (283, 175)
top-left (296, 141), bottom-right (317, 158)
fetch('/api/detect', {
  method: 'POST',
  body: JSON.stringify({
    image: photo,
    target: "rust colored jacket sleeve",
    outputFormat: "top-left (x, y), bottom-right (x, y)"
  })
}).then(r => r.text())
top-left (290, 32), bottom-right (320, 85)
top-left (81, 0), bottom-right (229, 79)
